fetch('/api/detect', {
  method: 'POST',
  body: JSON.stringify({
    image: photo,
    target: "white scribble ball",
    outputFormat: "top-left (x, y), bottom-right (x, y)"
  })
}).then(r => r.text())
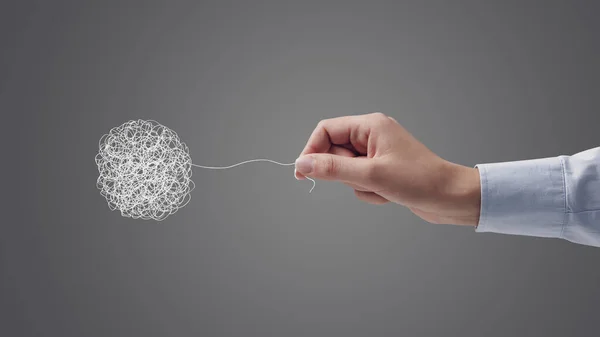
top-left (95, 120), bottom-right (195, 221)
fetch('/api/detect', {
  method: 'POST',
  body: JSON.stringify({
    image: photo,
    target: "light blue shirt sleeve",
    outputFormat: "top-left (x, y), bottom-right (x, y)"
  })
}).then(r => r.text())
top-left (475, 147), bottom-right (600, 247)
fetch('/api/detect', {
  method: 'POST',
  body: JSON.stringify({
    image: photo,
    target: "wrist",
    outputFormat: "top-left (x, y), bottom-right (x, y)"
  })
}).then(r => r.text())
top-left (440, 162), bottom-right (482, 226)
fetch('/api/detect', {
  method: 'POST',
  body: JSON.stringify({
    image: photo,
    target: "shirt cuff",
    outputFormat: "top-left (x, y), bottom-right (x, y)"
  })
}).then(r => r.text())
top-left (475, 156), bottom-right (567, 239)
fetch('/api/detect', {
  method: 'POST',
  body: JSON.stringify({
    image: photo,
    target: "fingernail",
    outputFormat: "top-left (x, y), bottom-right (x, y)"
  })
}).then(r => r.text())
top-left (294, 168), bottom-right (299, 180)
top-left (295, 156), bottom-right (314, 174)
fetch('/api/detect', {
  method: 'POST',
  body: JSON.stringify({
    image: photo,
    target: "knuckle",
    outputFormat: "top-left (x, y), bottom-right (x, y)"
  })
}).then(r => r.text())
top-left (368, 112), bottom-right (393, 127)
top-left (370, 112), bottom-right (387, 120)
top-left (322, 156), bottom-right (338, 176)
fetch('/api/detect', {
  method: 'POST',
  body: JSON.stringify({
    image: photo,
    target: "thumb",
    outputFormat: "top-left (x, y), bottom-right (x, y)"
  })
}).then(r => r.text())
top-left (295, 154), bottom-right (373, 184)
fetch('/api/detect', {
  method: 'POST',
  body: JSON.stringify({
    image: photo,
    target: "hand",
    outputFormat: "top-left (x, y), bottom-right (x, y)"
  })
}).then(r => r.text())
top-left (295, 112), bottom-right (481, 226)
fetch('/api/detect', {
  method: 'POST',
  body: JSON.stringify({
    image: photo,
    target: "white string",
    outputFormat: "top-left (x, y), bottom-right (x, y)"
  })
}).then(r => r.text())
top-left (191, 159), bottom-right (316, 193)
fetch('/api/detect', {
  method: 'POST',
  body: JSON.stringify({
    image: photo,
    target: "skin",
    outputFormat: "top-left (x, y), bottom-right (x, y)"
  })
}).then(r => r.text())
top-left (294, 112), bottom-right (481, 226)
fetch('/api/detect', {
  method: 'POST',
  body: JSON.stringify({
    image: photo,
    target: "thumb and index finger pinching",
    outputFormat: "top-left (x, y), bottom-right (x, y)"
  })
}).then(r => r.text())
top-left (294, 114), bottom-right (381, 184)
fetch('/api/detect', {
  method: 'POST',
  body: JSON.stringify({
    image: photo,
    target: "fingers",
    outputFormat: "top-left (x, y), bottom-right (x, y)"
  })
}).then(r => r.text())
top-left (354, 190), bottom-right (389, 204)
top-left (295, 113), bottom-right (391, 183)
top-left (300, 114), bottom-right (373, 157)
top-left (329, 144), bottom-right (356, 157)
top-left (295, 153), bottom-right (374, 186)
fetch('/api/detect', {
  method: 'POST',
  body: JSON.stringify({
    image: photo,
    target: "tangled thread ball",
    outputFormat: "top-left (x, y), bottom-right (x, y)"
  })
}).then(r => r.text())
top-left (95, 120), bottom-right (195, 221)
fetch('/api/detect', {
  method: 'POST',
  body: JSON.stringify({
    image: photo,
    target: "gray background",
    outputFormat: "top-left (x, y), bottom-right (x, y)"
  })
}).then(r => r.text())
top-left (2, 0), bottom-right (600, 336)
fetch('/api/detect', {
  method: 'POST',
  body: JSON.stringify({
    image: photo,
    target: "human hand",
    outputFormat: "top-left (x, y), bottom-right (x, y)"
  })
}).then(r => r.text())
top-left (295, 113), bottom-right (481, 226)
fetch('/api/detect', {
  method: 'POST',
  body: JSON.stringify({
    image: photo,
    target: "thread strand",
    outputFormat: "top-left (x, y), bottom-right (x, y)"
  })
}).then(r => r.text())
top-left (191, 159), bottom-right (315, 193)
